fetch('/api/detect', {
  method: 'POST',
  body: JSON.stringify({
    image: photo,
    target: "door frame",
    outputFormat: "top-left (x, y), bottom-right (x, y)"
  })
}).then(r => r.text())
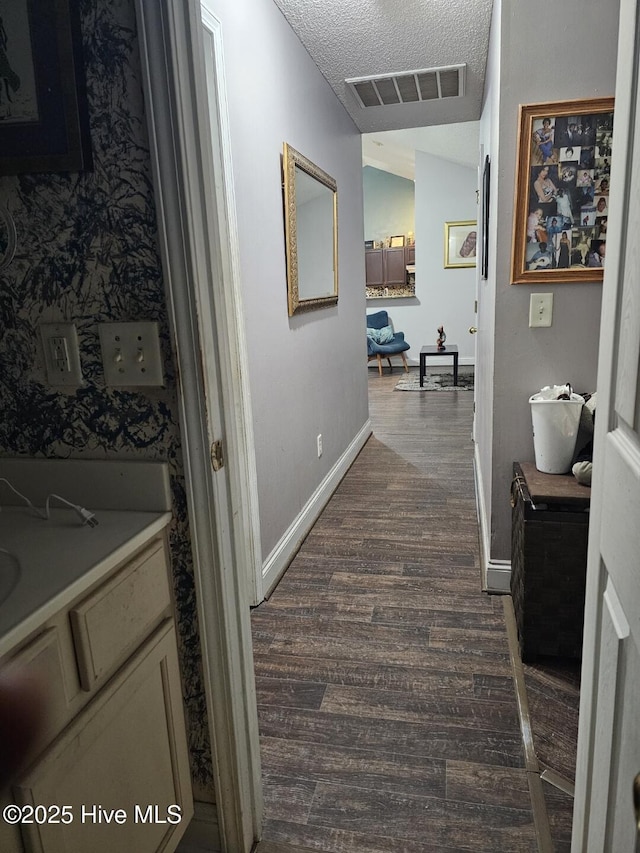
top-left (572, 0), bottom-right (637, 845)
top-left (134, 1), bottom-right (263, 849)
top-left (199, 3), bottom-right (264, 609)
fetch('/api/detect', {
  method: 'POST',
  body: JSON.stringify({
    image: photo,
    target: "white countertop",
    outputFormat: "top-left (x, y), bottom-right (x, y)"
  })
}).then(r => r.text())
top-left (0, 506), bottom-right (172, 658)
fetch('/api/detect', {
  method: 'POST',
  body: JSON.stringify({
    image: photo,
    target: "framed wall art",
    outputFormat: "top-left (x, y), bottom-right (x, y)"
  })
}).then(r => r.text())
top-left (511, 97), bottom-right (614, 284)
top-left (481, 155), bottom-right (490, 280)
top-left (444, 221), bottom-right (477, 268)
top-left (0, 0), bottom-right (92, 176)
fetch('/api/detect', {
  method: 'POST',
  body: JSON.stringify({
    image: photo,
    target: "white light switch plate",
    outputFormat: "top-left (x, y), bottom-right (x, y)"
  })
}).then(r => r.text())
top-left (529, 293), bottom-right (553, 327)
top-left (40, 322), bottom-right (83, 386)
top-left (98, 322), bottom-right (164, 386)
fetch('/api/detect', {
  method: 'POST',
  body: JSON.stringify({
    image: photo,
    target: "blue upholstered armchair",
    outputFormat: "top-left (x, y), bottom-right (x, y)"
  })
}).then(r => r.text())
top-left (366, 310), bottom-right (410, 375)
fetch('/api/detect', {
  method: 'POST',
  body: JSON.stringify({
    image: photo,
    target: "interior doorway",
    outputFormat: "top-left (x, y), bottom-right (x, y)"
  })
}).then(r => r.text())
top-left (134, 1), bottom-right (263, 849)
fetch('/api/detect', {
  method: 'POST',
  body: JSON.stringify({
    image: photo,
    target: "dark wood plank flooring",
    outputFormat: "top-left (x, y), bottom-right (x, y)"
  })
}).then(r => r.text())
top-left (524, 657), bottom-right (580, 852)
top-left (252, 367), bottom-right (577, 852)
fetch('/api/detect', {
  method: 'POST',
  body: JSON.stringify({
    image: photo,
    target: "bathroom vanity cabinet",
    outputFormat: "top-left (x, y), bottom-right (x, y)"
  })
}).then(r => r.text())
top-left (0, 532), bottom-right (193, 853)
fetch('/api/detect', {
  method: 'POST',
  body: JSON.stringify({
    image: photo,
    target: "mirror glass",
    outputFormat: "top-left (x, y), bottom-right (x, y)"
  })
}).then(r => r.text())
top-left (283, 143), bottom-right (338, 316)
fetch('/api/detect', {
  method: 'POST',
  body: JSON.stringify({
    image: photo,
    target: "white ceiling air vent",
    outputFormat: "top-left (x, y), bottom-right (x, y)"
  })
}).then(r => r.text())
top-left (346, 64), bottom-right (466, 109)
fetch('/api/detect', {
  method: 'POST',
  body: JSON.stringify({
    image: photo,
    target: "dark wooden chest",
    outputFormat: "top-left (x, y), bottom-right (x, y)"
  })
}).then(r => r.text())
top-left (510, 461), bottom-right (591, 661)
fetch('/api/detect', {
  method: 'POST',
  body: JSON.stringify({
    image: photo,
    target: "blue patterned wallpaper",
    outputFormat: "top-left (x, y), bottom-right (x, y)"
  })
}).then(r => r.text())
top-left (0, 0), bottom-right (213, 797)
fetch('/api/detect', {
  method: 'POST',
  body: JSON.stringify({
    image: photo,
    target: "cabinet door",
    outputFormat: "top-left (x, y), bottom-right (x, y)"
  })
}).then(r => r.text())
top-left (405, 245), bottom-right (415, 265)
top-left (0, 792), bottom-right (24, 853)
top-left (365, 249), bottom-right (384, 286)
top-left (14, 622), bottom-right (193, 853)
top-left (384, 247), bottom-right (406, 286)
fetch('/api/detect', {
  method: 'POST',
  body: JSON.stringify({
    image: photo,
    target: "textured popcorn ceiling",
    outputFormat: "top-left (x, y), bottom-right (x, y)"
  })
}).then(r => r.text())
top-left (272, 0), bottom-right (493, 133)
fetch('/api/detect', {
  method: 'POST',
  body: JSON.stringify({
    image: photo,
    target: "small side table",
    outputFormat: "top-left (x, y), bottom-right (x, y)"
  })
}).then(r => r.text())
top-left (419, 345), bottom-right (458, 386)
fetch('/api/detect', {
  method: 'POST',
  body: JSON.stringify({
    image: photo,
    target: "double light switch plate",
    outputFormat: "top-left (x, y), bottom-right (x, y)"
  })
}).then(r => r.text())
top-left (98, 322), bottom-right (164, 387)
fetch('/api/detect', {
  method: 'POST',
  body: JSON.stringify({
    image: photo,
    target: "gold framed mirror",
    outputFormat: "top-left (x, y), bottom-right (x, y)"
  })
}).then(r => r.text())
top-left (283, 143), bottom-right (338, 316)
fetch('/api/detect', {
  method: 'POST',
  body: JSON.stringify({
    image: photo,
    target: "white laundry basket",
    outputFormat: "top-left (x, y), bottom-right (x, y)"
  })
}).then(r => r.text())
top-left (529, 392), bottom-right (585, 474)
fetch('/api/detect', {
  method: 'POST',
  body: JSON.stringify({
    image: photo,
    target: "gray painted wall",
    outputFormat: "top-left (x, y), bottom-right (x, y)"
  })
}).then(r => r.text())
top-left (478, 0), bottom-right (620, 560)
top-left (206, 0), bottom-right (368, 560)
top-left (475, 0), bottom-right (501, 560)
top-left (415, 152), bottom-right (477, 365)
top-left (365, 154), bottom-right (477, 366)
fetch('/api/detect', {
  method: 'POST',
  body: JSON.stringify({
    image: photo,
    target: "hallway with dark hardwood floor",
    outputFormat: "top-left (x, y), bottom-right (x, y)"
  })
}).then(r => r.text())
top-left (252, 367), bottom-right (575, 852)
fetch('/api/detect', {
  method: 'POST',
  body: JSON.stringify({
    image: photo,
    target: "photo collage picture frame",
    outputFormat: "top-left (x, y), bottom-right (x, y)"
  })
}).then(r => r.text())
top-left (511, 98), bottom-right (614, 284)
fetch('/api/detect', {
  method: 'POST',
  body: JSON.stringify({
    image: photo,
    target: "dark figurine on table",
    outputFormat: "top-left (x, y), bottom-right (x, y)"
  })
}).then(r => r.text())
top-left (436, 326), bottom-right (446, 350)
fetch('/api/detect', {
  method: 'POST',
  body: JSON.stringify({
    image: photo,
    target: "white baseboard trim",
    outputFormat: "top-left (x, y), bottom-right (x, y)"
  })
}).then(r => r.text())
top-left (176, 802), bottom-right (221, 852)
top-left (473, 442), bottom-right (511, 594)
top-left (262, 419), bottom-right (372, 598)
top-left (485, 560), bottom-right (512, 593)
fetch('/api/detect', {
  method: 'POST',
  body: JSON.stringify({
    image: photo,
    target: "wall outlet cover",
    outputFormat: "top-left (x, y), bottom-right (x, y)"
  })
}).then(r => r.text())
top-left (40, 322), bottom-right (83, 386)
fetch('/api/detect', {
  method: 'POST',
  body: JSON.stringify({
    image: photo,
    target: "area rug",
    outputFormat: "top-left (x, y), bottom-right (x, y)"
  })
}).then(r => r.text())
top-left (395, 372), bottom-right (474, 391)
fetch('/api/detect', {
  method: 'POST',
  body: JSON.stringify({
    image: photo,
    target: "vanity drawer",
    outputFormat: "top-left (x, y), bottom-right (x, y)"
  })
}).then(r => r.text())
top-left (70, 538), bottom-right (171, 691)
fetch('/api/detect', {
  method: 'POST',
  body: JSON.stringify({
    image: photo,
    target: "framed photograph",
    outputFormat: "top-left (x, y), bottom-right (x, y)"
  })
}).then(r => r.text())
top-left (511, 97), bottom-right (614, 284)
top-left (444, 221), bottom-right (477, 268)
top-left (0, 0), bottom-right (92, 176)
top-left (390, 235), bottom-right (405, 248)
top-left (481, 155), bottom-right (490, 279)
top-left (364, 240), bottom-right (374, 250)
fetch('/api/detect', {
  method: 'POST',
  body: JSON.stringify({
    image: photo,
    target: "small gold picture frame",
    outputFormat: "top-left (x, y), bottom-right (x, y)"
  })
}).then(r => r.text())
top-left (389, 235), bottom-right (405, 248)
top-left (444, 221), bottom-right (477, 268)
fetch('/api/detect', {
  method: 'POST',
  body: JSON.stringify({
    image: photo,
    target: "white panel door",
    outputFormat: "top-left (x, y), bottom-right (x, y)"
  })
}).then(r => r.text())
top-left (572, 0), bottom-right (640, 849)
